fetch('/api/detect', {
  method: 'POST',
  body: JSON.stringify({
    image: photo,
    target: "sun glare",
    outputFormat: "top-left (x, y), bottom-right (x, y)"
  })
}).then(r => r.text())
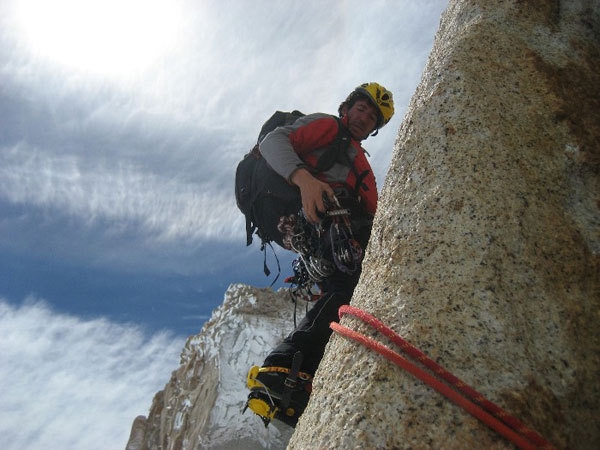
top-left (16, 0), bottom-right (181, 78)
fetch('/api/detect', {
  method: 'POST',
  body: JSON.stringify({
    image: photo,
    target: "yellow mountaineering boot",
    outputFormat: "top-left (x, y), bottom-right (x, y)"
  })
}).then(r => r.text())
top-left (243, 352), bottom-right (312, 428)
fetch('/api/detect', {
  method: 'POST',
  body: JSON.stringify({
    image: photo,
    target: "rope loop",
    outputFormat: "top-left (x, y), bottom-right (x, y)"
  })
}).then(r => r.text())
top-left (330, 305), bottom-right (555, 450)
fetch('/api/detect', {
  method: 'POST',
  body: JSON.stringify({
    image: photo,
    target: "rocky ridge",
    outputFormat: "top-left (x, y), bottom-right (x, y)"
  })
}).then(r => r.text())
top-left (125, 284), bottom-right (299, 450)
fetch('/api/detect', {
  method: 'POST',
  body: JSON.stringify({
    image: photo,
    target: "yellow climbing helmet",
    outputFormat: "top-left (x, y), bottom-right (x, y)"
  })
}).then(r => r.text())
top-left (354, 82), bottom-right (395, 128)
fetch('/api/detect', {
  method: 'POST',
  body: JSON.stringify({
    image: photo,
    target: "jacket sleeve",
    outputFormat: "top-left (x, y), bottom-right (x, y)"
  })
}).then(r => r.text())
top-left (259, 113), bottom-right (338, 182)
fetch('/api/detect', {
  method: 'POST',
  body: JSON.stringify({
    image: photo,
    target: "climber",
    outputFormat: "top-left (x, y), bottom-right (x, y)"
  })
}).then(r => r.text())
top-left (244, 82), bottom-right (395, 427)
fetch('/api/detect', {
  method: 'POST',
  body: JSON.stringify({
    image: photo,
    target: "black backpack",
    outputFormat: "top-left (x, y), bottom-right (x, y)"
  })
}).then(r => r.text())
top-left (235, 111), bottom-right (305, 248)
top-left (235, 110), bottom-right (352, 250)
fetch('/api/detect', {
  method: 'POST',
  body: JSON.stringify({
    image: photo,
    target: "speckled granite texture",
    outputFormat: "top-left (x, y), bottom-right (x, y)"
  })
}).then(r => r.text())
top-left (290, 1), bottom-right (599, 449)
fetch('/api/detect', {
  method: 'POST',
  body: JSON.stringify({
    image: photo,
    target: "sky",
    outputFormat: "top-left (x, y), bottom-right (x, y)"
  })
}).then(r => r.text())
top-left (0, 0), bottom-right (448, 448)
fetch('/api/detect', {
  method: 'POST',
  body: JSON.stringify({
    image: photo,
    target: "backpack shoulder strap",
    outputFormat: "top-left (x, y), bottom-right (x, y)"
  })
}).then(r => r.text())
top-left (314, 116), bottom-right (352, 173)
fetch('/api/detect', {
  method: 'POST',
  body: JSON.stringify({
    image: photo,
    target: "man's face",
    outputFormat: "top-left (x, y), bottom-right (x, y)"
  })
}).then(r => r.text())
top-left (343, 99), bottom-right (379, 141)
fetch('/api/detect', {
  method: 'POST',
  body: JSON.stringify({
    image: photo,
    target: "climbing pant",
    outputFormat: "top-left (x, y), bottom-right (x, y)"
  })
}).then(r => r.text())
top-left (263, 270), bottom-right (360, 375)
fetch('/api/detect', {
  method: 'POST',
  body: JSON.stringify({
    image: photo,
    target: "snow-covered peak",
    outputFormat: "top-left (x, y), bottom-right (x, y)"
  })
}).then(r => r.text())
top-left (126, 283), bottom-right (306, 449)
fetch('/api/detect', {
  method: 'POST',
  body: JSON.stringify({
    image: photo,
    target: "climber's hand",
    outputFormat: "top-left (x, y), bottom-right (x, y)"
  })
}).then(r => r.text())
top-left (290, 168), bottom-right (335, 224)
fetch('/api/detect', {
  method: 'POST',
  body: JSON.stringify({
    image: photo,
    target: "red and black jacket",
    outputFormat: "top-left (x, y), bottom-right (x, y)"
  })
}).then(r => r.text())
top-left (259, 113), bottom-right (378, 217)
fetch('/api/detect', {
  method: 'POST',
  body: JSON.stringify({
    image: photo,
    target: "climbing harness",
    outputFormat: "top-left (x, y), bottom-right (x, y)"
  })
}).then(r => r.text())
top-left (279, 195), bottom-right (364, 326)
top-left (330, 305), bottom-right (556, 450)
top-left (285, 195), bottom-right (363, 283)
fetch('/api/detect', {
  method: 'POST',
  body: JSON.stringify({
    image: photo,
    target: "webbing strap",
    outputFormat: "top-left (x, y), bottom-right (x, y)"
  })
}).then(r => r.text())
top-left (280, 351), bottom-right (304, 410)
top-left (258, 366), bottom-right (312, 382)
top-left (260, 241), bottom-right (280, 286)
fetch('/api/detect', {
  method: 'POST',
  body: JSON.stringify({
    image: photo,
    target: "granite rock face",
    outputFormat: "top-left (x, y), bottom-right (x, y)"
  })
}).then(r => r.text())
top-left (290, 1), bottom-right (599, 449)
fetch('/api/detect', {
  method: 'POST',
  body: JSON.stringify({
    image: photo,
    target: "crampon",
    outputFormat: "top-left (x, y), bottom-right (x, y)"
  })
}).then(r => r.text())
top-left (243, 352), bottom-right (312, 428)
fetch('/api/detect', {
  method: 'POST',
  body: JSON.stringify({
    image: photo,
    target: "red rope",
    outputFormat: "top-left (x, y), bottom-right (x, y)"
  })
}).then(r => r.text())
top-left (330, 305), bottom-right (555, 450)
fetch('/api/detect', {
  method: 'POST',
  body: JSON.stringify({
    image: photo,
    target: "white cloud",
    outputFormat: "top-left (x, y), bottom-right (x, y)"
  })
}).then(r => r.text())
top-left (0, 0), bottom-right (449, 282)
top-left (0, 297), bottom-right (184, 450)
top-left (0, 144), bottom-right (244, 243)
top-left (14, 0), bottom-right (183, 79)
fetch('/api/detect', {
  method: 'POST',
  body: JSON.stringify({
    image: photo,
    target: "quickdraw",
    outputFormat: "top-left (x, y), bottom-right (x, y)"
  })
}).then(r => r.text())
top-left (284, 259), bottom-right (323, 327)
top-left (319, 195), bottom-right (364, 276)
top-left (330, 305), bottom-right (555, 450)
top-left (329, 221), bottom-right (362, 274)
